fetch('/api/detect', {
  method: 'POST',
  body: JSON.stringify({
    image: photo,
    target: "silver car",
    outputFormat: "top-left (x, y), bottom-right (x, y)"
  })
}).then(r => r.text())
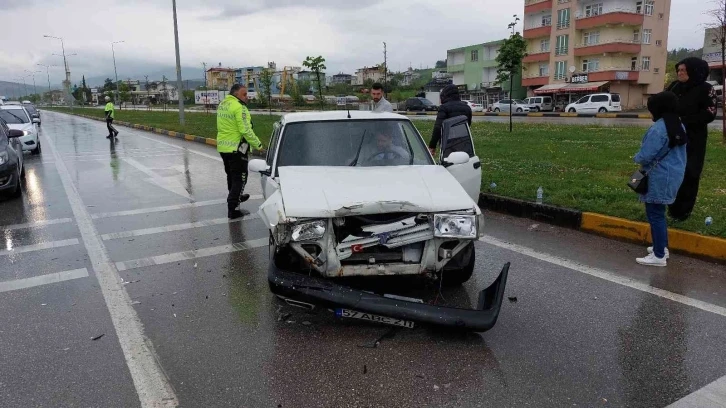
top-left (492, 99), bottom-right (531, 113)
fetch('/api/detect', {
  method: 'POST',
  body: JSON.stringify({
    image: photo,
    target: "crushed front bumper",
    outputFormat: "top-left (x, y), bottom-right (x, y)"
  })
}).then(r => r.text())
top-left (268, 260), bottom-right (510, 332)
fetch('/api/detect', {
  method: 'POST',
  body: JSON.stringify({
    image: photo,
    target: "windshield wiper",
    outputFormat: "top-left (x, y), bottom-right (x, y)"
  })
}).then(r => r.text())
top-left (3, 112), bottom-right (27, 124)
top-left (348, 130), bottom-right (367, 166)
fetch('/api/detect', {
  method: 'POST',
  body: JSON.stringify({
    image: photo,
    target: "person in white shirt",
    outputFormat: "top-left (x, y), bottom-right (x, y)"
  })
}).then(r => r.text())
top-left (371, 82), bottom-right (393, 112)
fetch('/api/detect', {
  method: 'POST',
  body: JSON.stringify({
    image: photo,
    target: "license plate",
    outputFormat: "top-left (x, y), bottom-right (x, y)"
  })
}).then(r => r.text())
top-left (335, 309), bottom-right (415, 329)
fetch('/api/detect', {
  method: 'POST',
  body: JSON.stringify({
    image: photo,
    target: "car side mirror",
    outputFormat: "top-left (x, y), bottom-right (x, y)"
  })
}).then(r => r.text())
top-left (32, 118), bottom-right (40, 124)
top-left (442, 151), bottom-right (470, 167)
top-left (8, 129), bottom-right (27, 138)
top-left (249, 159), bottom-right (271, 176)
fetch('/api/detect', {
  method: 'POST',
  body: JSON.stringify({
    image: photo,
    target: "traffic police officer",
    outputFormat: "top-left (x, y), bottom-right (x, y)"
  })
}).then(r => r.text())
top-left (217, 84), bottom-right (264, 219)
top-left (104, 96), bottom-right (118, 139)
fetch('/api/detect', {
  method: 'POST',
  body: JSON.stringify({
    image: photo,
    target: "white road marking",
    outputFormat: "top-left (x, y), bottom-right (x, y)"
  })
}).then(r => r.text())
top-left (90, 196), bottom-right (262, 219)
top-left (115, 238), bottom-right (268, 271)
top-left (667, 375), bottom-right (726, 407)
top-left (44, 133), bottom-right (179, 407)
top-left (123, 157), bottom-right (193, 199)
top-left (479, 235), bottom-right (726, 318)
top-left (101, 214), bottom-right (259, 240)
top-left (71, 153), bottom-right (183, 162)
top-left (131, 133), bottom-right (223, 162)
top-left (1, 218), bottom-right (73, 231)
top-left (0, 268), bottom-right (89, 293)
top-left (0, 239), bottom-right (79, 256)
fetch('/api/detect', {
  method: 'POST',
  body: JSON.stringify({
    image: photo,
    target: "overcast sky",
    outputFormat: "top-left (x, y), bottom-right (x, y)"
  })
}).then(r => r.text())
top-left (0, 0), bottom-right (716, 88)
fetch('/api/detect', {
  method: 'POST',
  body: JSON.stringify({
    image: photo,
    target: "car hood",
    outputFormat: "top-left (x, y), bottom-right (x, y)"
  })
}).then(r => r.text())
top-left (277, 165), bottom-right (476, 218)
top-left (6, 123), bottom-right (34, 132)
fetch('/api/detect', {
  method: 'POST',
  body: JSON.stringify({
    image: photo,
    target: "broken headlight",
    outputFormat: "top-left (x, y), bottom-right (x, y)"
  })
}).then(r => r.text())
top-left (433, 214), bottom-right (477, 239)
top-left (291, 220), bottom-right (326, 242)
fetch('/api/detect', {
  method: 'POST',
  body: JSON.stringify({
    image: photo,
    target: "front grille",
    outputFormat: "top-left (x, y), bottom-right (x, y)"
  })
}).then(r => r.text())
top-left (343, 247), bottom-right (404, 264)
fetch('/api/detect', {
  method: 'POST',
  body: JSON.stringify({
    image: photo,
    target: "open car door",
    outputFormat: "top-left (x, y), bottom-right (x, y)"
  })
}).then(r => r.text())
top-left (439, 115), bottom-right (482, 203)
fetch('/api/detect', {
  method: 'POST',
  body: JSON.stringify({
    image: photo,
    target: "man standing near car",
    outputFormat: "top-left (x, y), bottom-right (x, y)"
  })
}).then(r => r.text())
top-left (428, 84), bottom-right (472, 156)
top-left (104, 96), bottom-right (118, 139)
top-left (370, 83), bottom-right (393, 112)
top-left (217, 84), bottom-right (265, 219)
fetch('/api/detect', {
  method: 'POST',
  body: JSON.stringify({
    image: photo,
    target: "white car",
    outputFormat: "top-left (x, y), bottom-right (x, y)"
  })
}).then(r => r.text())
top-left (491, 99), bottom-right (531, 113)
top-left (462, 100), bottom-right (484, 112)
top-left (248, 111), bottom-right (509, 331)
top-left (565, 93), bottom-right (622, 113)
top-left (0, 106), bottom-right (40, 154)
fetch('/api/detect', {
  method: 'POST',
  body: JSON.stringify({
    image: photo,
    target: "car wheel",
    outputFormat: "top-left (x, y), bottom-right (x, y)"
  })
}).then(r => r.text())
top-left (598, 107), bottom-right (608, 113)
top-left (516, 108), bottom-right (523, 113)
top-left (534, 107), bottom-right (540, 112)
top-left (494, 108), bottom-right (500, 113)
top-left (441, 242), bottom-right (475, 286)
top-left (31, 142), bottom-right (41, 155)
top-left (568, 108), bottom-right (576, 113)
top-left (11, 166), bottom-right (22, 198)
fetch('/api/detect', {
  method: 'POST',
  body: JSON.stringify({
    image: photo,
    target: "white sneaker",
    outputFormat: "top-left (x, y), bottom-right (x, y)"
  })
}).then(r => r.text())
top-left (636, 253), bottom-right (667, 267)
top-left (647, 247), bottom-right (670, 259)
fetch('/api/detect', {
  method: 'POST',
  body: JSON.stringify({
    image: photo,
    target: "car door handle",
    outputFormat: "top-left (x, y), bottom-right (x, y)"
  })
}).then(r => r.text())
top-left (473, 161), bottom-right (481, 169)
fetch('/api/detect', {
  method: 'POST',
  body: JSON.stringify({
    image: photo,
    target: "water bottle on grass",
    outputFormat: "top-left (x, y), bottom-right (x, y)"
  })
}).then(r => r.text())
top-left (536, 186), bottom-right (543, 204)
top-left (705, 216), bottom-right (713, 227)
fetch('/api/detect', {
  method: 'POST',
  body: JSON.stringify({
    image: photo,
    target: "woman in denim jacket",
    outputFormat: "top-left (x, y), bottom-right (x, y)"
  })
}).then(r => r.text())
top-left (633, 91), bottom-right (687, 266)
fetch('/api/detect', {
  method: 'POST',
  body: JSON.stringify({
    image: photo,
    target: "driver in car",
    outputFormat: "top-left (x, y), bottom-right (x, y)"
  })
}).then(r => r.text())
top-left (369, 131), bottom-right (410, 163)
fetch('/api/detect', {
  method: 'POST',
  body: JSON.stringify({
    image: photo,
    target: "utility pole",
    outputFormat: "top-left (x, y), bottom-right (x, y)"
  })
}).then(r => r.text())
top-left (145, 75), bottom-right (150, 107)
top-left (507, 15), bottom-right (520, 133)
top-left (44, 35), bottom-right (72, 108)
top-left (112, 40), bottom-right (124, 105)
top-left (202, 62), bottom-right (207, 89)
top-left (383, 42), bottom-right (387, 97)
top-left (172, 0), bottom-right (185, 125)
top-left (37, 64), bottom-right (55, 105)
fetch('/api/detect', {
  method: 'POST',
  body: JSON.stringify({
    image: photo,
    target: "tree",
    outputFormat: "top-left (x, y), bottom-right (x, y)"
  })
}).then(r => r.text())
top-left (289, 79), bottom-right (305, 106)
top-left (303, 56), bottom-right (327, 109)
top-left (259, 68), bottom-right (275, 110)
top-left (103, 78), bottom-right (114, 92)
top-left (183, 90), bottom-right (195, 105)
top-left (495, 22), bottom-right (527, 132)
top-left (706, 0), bottom-right (726, 143)
top-left (435, 60), bottom-right (447, 69)
top-left (119, 82), bottom-right (131, 104)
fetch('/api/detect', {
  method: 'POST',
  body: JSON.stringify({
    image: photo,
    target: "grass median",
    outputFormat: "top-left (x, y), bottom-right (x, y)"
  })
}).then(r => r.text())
top-left (47, 107), bottom-right (726, 238)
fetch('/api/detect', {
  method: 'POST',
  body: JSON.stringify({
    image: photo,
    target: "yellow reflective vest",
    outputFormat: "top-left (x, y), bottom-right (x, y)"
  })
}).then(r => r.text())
top-left (104, 102), bottom-right (115, 119)
top-left (216, 95), bottom-right (262, 153)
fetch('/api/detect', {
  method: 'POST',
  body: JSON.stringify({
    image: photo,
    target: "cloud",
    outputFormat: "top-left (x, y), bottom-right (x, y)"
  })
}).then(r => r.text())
top-left (199, 0), bottom-right (384, 19)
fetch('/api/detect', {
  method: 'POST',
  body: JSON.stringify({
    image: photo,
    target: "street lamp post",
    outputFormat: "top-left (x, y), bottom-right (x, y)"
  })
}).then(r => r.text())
top-left (25, 70), bottom-right (41, 100)
top-left (172, 0), bottom-right (185, 125)
top-left (111, 41), bottom-right (124, 105)
top-left (37, 64), bottom-right (56, 106)
top-left (44, 35), bottom-right (72, 108)
top-left (507, 15), bottom-right (520, 133)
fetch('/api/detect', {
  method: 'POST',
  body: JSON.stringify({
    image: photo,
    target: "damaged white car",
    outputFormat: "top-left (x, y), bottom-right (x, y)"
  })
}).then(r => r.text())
top-left (249, 111), bottom-right (509, 331)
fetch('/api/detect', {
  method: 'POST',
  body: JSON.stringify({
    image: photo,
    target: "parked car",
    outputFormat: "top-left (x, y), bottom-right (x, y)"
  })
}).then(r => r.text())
top-left (491, 99), bottom-right (531, 113)
top-left (22, 103), bottom-right (41, 126)
top-left (0, 118), bottom-right (25, 198)
top-left (565, 93), bottom-right (622, 113)
top-left (0, 105), bottom-right (40, 154)
top-left (522, 96), bottom-right (554, 112)
top-left (248, 111), bottom-right (509, 332)
top-left (405, 97), bottom-right (438, 112)
top-left (462, 100), bottom-right (484, 112)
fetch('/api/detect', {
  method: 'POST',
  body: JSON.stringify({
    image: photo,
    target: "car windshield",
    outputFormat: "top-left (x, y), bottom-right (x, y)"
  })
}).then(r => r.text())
top-left (23, 105), bottom-right (37, 114)
top-left (420, 98), bottom-right (434, 105)
top-left (0, 109), bottom-right (30, 124)
top-left (276, 119), bottom-right (434, 168)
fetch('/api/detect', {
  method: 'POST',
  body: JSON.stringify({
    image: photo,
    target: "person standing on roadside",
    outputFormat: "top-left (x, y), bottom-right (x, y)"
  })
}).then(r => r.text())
top-left (104, 96), bottom-right (118, 139)
top-left (370, 83), bottom-right (393, 112)
top-left (217, 84), bottom-right (265, 219)
top-left (428, 84), bottom-right (472, 157)
top-left (665, 57), bottom-right (717, 221)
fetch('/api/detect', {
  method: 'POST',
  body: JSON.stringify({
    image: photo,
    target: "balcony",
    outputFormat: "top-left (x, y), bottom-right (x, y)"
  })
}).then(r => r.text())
top-left (522, 76), bottom-right (550, 87)
top-left (574, 40), bottom-right (641, 56)
top-left (524, 24), bottom-right (552, 39)
top-left (447, 64), bottom-right (465, 73)
top-left (525, 0), bottom-right (552, 14)
top-left (523, 52), bottom-right (551, 63)
top-left (586, 69), bottom-right (640, 82)
top-left (575, 10), bottom-right (644, 30)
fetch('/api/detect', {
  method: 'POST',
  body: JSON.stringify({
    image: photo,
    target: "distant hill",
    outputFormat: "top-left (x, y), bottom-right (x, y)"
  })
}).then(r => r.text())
top-left (0, 80), bottom-right (57, 99)
top-left (85, 66), bottom-right (205, 89)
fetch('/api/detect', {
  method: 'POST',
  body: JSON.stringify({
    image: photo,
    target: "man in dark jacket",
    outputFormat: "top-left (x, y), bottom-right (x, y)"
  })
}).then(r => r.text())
top-left (665, 57), bottom-right (717, 221)
top-left (428, 84), bottom-right (472, 156)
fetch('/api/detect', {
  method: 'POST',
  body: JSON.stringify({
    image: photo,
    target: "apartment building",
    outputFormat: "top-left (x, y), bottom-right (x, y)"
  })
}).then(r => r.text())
top-left (703, 27), bottom-right (724, 84)
top-left (522, 0), bottom-right (671, 110)
top-left (352, 66), bottom-right (386, 86)
top-left (206, 66), bottom-right (236, 91)
top-left (447, 40), bottom-right (526, 107)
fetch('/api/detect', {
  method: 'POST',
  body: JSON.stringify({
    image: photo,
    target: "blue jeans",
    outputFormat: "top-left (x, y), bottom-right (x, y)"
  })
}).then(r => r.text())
top-left (646, 203), bottom-right (668, 258)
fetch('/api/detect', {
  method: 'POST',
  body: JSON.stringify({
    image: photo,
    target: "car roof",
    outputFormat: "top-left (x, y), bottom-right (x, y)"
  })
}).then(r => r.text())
top-left (0, 105), bottom-right (27, 110)
top-left (281, 110), bottom-right (409, 124)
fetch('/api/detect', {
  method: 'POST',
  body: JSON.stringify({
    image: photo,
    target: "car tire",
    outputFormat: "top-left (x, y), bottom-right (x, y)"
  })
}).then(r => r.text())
top-left (11, 167), bottom-right (22, 198)
top-left (598, 107), bottom-right (608, 113)
top-left (534, 107), bottom-right (540, 112)
top-left (494, 108), bottom-right (500, 113)
top-left (568, 108), bottom-right (576, 113)
top-left (516, 108), bottom-right (523, 113)
top-left (441, 242), bottom-right (475, 286)
top-left (31, 141), bottom-right (41, 155)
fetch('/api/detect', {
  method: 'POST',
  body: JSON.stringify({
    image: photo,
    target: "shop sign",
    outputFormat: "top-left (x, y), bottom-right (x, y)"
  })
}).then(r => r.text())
top-left (568, 74), bottom-right (589, 84)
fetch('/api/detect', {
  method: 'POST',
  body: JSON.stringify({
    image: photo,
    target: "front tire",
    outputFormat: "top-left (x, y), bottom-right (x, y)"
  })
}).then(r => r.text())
top-left (568, 108), bottom-right (576, 113)
top-left (516, 108), bottom-right (523, 113)
top-left (11, 167), bottom-right (22, 198)
top-left (31, 141), bottom-right (41, 155)
top-left (598, 107), bottom-right (608, 113)
top-left (494, 108), bottom-right (500, 113)
top-left (441, 242), bottom-right (475, 286)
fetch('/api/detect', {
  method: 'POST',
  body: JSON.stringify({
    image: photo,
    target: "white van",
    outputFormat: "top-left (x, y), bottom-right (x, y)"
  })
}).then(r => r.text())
top-left (565, 93), bottom-right (622, 113)
top-left (523, 96), bottom-right (554, 112)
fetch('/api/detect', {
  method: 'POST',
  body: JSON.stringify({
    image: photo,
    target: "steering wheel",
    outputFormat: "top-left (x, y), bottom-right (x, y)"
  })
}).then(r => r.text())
top-left (363, 150), bottom-right (404, 165)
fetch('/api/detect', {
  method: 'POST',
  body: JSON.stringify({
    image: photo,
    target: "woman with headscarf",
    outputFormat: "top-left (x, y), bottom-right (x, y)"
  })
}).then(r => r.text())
top-left (428, 84), bottom-right (472, 156)
top-left (665, 57), bottom-right (717, 221)
top-left (632, 91), bottom-right (688, 266)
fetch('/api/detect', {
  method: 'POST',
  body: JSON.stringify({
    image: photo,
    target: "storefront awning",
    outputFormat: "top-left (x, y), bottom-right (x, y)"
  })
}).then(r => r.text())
top-left (560, 81), bottom-right (609, 93)
top-left (533, 83), bottom-right (566, 94)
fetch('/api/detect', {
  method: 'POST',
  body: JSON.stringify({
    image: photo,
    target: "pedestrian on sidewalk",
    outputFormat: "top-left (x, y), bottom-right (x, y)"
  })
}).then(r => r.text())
top-left (104, 96), bottom-right (118, 139)
top-left (217, 84), bottom-right (265, 219)
top-left (633, 91), bottom-right (688, 267)
top-left (665, 57), bottom-right (717, 221)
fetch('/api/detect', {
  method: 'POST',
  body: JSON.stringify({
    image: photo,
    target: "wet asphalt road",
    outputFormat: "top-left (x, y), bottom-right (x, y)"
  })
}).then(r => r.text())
top-left (1, 111), bottom-right (725, 408)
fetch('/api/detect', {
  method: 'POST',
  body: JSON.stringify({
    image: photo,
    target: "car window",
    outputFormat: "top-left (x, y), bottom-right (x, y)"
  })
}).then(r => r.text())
top-left (267, 123), bottom-right (281, 166)
top-left (500, 100), bottom-right (510, 104)
top-left (442, 119), bottom-right (475, 159)
top-left (0, 109), bottom-right (30, 124)
top-left (611, 94), bottom-right (621, 102)
top-left (576, 96), bottom-right (589, 104)
top-left (514, 100), bottom-right (526, 104)
top-left (0, 120), bottom-right (7, 146)
top-left (591, 95), bottom-right (609, 103)
top-left (543, 97), bottom-right (552, 103)
top-left (420, 98), bottom-right (434, 105)
top-left (276, 120), bottom-right (434, 170)
top-left (24, 105), bottom-right (37, 114)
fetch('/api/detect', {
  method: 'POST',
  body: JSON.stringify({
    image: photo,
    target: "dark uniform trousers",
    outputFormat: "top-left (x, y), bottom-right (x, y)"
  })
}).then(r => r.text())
top-left (220, 151), bottom-right (248, 211)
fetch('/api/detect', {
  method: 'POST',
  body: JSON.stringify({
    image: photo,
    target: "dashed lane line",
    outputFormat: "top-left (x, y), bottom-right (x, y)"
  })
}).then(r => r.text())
top-left (0, 268), bottom-right (89, 293)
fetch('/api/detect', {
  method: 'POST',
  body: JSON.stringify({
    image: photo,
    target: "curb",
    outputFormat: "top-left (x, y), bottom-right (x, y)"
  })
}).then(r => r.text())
top-left (479, 193), bottom-right (726, 263)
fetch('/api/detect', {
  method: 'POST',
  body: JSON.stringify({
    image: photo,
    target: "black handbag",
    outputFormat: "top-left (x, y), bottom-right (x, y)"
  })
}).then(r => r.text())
top-left (627, 149), bottom-right (671, 194)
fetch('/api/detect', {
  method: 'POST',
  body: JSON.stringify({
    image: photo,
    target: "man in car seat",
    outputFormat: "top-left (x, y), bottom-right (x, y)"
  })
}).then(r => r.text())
top-left (369, 131), bottom-right (410, 163)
